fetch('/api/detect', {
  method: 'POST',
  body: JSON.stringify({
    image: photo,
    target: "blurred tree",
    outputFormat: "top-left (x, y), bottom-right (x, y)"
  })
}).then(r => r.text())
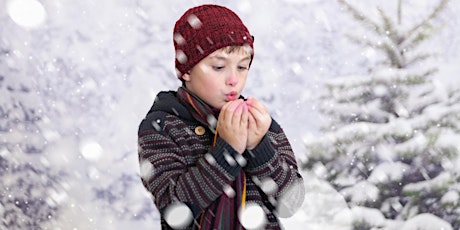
top-left (303, 0), bottom-right (459, 228)
top-left (0, 155), bottom-right (65, 229)
top-left (0, 47), bottom-right (47, 153)
top-left (0, 31), bottom-right (69, 229)
top-left (1, 1), bottom-right (162, 227)
top-left (0, 45), bottom-right (64, 228)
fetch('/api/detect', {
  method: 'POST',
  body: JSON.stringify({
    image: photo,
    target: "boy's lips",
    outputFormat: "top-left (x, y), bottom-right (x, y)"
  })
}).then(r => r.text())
top-left (225, 91), bottom-right (238, 101)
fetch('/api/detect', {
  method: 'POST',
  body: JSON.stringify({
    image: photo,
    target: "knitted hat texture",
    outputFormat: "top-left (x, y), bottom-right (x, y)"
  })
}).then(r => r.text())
top-left (173, 4), bottom-right (254, 79)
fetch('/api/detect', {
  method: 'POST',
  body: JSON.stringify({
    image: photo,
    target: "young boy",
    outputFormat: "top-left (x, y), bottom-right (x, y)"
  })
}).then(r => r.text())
top-left (138, 4), bottom-right (304, 229)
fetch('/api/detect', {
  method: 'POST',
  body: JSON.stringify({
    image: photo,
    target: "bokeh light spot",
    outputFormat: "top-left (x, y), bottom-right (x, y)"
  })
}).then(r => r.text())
top-left (164, 202), bottom-right (193, 229)
top-left (139, 160), bottom-right (154, 180)
top-left (260, 177), bottom-right (278, 195)
top-left (239, 203), bottom-right (267, 229)
top-left (7, 0), bottom-right (47, 28)
top-left (80, 141), bottom-right (103, 162)
top-left (223, 184), bottom-right (235, 198)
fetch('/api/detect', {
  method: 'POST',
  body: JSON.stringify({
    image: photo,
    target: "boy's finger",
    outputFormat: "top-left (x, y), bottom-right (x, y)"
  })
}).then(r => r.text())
top-left (241, 103), bottom-right (249, 126)
top-left (248, 112), bottom-right (256, 129)
top-left (232, 101), bottom-right (244, 125)
top-left (249, 106), bottom-right (264, 121)
top-left (219, 101), bottom-right (232, 122)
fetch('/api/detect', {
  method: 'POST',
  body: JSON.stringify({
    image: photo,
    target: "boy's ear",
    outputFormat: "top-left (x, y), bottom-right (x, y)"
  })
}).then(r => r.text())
top-left (182, 72), bottom-right (191, 82)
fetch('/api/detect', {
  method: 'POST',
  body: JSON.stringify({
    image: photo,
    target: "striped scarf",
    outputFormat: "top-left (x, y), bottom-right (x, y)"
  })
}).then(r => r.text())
top-left (176, 87), bottom-right (219, 133)
top-left (176, 87), bottom-right (247, 230)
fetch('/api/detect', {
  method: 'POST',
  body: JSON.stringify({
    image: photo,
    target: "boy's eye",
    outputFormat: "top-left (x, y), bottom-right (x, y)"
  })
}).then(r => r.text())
top-left (212, 66), bottom-right (249, 71)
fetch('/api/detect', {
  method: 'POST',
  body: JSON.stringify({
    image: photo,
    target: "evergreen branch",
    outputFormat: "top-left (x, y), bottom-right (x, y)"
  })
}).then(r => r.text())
top-left (400, 23), bottom-right (442, 52)
top-left (381, 40), bottom-right (404, 68)
top-left (377, 7), bottom-right (399, 44)
top-left (402, 68), bottom-right (439, 85)
top-left (405, 53), bottom-right (434, 67)
top-left (376, 7), bottom-right (407, 68)
top-left (400, 31), bottom-right (430, 51)
top-left (397, 0), bottom-right (402, 25)
top-left (346, 34), bottom-right (397, 62)
top-left (338, 0), bottom-right (380, 35)
top-left (405, 0), bottom-right (449, 42)
top-left (345, 34), bottom-right (378, 48)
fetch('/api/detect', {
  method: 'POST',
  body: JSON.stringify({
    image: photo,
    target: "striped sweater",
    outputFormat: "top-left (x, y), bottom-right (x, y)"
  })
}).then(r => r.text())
top-left (138, 90), bottom-right (305, 229)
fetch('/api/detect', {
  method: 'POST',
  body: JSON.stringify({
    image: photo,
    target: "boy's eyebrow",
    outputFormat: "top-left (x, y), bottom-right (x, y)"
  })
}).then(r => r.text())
top-left (239, 56), bottom-right (252, 62)
top-left (209, 55), bottom-right (251, 62)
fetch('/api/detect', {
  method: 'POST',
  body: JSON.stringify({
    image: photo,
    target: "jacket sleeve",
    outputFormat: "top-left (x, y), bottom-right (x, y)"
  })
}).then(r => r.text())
top-left (242, 119), bottom-right (305, 218)
top-left (138, 112), bottom-right (243, 218)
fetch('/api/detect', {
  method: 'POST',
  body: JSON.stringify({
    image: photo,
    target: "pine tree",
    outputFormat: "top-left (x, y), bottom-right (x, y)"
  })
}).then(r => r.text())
top-left (303, 0), bottom-right (459, 228)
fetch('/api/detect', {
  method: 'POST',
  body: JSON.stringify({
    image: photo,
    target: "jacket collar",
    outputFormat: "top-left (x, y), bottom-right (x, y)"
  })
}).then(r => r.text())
top-left (147, 90), bottom-right (195, 122)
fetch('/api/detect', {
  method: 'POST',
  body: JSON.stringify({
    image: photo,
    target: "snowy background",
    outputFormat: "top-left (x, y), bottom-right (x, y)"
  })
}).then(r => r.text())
top-left (1, 0), bottom-right (460, 229)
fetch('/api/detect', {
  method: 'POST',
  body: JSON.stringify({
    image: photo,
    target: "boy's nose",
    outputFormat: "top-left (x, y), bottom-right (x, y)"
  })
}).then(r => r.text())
top-left (226, 73), bottom-right (239, 86)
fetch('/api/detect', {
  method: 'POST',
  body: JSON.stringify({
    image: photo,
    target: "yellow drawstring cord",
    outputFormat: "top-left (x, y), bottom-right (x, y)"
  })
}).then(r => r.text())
top-left (242, 173), bottom-right (246, 211)
top-left (212, 127), bottom-right (218, 147)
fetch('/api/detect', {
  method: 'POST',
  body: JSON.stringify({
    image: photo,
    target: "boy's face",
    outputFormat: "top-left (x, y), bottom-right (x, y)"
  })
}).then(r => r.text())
top-left (182, 47), bottom-right (252, 109)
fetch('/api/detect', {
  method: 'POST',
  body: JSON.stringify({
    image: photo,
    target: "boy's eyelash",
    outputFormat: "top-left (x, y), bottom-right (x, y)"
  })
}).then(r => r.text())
top-left (212, 66), bottom-right (249, 70)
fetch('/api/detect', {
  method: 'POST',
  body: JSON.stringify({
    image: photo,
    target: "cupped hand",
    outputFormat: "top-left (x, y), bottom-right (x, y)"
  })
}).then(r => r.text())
top-left (246, 97), bottom-right (271, 150)
top-left (217, 99), bottom-right (249, 154)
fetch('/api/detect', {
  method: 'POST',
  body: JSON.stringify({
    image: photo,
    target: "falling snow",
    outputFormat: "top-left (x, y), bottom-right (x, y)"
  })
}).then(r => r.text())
top-left (163, 202), bottom-right (193, 229)
top-left (1, 0), bottom-right (460, 229)
top-left (239, 203), bottom-right (267, 230)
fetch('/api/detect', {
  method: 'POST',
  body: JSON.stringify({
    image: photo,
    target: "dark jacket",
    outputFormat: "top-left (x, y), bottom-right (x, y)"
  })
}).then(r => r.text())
top-left (138, 91), bottom-right (305, 229)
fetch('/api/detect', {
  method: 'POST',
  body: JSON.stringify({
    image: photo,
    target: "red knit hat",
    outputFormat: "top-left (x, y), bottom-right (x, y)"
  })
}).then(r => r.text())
top-left (173, 4), bottom-right (254, 79)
